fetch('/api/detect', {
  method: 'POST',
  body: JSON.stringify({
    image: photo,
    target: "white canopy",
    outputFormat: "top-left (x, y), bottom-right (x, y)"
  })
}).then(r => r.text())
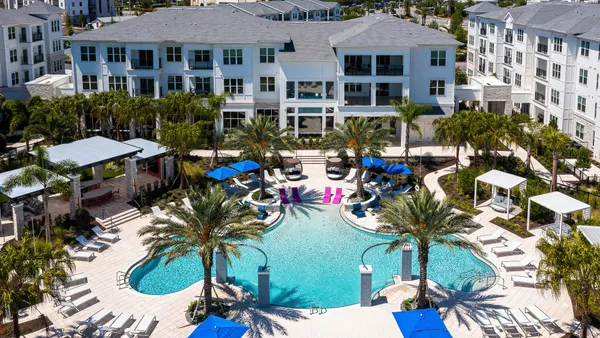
top-left (474, 169), bottom-right (527, 219)
top-left (0, 166), bottom-right (69, 200)
top-left (527, 191), bottom-right (591, 235)
top-left (123, 138), bottom-right (168, 161)
top-left (578, 225), bottom-right (600, 245)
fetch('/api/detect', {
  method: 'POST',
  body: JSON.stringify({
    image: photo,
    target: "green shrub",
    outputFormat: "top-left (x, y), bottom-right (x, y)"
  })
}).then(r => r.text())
top-left (519, 179), bottom-right (554, 223)
top-left (458, 167), bottom-right (481, 196)
top-left (491, 217), bottom-right (534, 238)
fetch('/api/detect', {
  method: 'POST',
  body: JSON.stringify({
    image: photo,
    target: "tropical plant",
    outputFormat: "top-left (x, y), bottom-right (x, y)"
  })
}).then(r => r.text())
top-left (403, 0), bottom-right (411, 17)
top-left (391, 96), bottom-right (432, 165)
top-left (518, 122), bottom-right (544, 174)
top-left (377, 189), bottom-right (483, 309)
top-left (4, 96), bottom-right (44, 152)
top-left (156, 121), bottom-right (204, 189)
top-left (448, 4), bottom-right (463, 34)
top-left (2, 147), bottom-right (78, 241)
top-left (484, 113), bottom-right (510, 167)
top-left (198, 93), bottom-right (231, 169)
top-left (137, 185), bottom-right (267, 314)
top-left (455, 67), bottom-right (468, 85)
top-left (464, 110), bottom-right (488, 166)
top-left (575, 147), bottom-right (591, 181)
top-left (542, 127), bottom-right (570, 191)
top-left (322, 117), bottom-right (391, 200)
top-left (415, 0), bottom-right (434, 25)
top-left (433, 111), bottom-right (469, 176)
top-left (0, 235), bottom-right (74, 338)
top-left (23, 98), bottom-right (78, 145)
top-left (537, 230), bottom-right (600, 338)
top-left (225, 116), bottom-right (298, 200)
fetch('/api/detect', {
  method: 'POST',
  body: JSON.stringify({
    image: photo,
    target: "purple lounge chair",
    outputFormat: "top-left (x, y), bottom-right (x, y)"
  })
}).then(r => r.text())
top-left (291, 187), bottom-right (302, 203)
top-left (279, 188), bottom-right (290, 205)
top-left (322, 187), bottom-right (332, 204)
top-left (332, 188), bottom-right (343, 204)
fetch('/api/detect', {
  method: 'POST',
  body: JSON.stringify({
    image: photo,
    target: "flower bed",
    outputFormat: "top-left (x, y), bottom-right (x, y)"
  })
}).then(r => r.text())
top-left (490, 216), bottom-right (535, 238)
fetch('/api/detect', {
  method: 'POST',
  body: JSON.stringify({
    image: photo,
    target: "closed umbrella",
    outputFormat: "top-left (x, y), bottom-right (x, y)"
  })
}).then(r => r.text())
top-left (206, 167), bottom-right (240, 181)
top-left (362, 156), bottom-right (386, 168)
top-left (188, 315), bottom-right (249, 338)
top-left (229, 160), bottom-right (260, 173)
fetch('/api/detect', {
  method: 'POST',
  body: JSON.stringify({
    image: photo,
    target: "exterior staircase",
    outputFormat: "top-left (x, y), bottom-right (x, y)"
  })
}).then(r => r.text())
top-left (294, 154), bottom-right (326, 165)
top-left (95, 208), bottom-right (141, 229)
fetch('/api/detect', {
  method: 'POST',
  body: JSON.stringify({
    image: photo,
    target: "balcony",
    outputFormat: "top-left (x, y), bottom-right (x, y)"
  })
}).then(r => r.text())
top-left (503, 56), bottom-right (512, 65)
top-left (188, 59), bottom-right (212, 70)
top-left (344, 96), bottom-right (371, 106)
top-left (536, 44), bottom-right (548, 55)
top-left (376, 64), bottom-right (403, 76)
top-left (33, 54), bottom-right (44, 64)
top-left (19, 35), bottom-right (27, 43)
top-left (133, 88), bottom-right (155, 97)
top-left (479, 47), bottom-right (486, 55)
top-left (194, 87), bottom-right (211, 95)
top-left (344, 55), bottom-right (371, 76)
top-left (535, 68), bottom-right (547, 80)
top-left (534, 92), bottom-right (546, 104)
top-left (375, 96), bottom-right (401, 106)
top-left (21, 57), bottom-right (28, 65)
top-left (480, 28), bottom-right (487, 36)
top-left (131, 59), bottom-right (154, 70)
top-left (32, 32), bottom-right (43, 42)
top-left (345, 66), bottom-right (371, 76)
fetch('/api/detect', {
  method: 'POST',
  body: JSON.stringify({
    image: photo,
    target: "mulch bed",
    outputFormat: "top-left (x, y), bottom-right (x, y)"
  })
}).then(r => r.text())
top-left (490, 216), bottom-right (536, 238)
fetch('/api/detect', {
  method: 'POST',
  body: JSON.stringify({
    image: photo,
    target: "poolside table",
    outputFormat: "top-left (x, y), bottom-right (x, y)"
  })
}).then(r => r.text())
top-left (82, 186), bottom-right (114, 207)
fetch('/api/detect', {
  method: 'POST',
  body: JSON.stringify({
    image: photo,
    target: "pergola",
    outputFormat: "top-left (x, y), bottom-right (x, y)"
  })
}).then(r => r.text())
top-left (578, 225), bottom-right (600, 245)
top-left (527, 191), bottom-right (591, 235)
top-left (474, 169), bottom-right (527, 219)
top-left (123, 138), bottom-right (171, 181)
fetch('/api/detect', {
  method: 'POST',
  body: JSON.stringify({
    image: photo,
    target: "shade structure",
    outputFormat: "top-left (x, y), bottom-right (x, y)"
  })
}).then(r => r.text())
top-left (0, 166), bottom-right (70, 200)
top-left (362, 157), bottom-right (385, 168)
top-left (382, 163), bottom-right (412, 175)
top-left (392, 309), bottom-right (452, 338)
top-left (578, 225), bottom-right (600, 245)
top-left (229, 160), bottom-right (260, 173)
top-left (474, 169), bottom-right (527, 219)
top-left (527, 191), bottom-right (591, 236)
top-left (123, 138), bottom-right (168, 161)
top-left (188, 315), bottom-right (249, 338)
top-left (206, 167), bottom-right (240, 181)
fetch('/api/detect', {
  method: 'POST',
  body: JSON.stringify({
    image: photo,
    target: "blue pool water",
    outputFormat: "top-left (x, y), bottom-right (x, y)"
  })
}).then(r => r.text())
top-left (129, 205), bottom-right (494, 308)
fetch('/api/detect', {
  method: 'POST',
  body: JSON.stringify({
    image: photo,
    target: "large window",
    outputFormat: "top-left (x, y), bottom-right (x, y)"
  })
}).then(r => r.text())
top-left (224, 78), bottom-right (243, 94)
top-left (552, 63), bottom-right (561, 79)
top-left (7, 27), bottom-right (15, 40)
top-left (194, 77), bottom-right (211, 94)
top-left (51, 20), bottom-right (61, 32)
top-left (80, 46), bottom-right (96, 62)
top-left (468, 35), bottom-right (474, 45)
top-left (490, 43), bottom-right (495, 54)
top-left (82, 75), bottom-right (98, 90)
top-left (166, 47), bottom-right (182, 62)
top-left (516, 51), bottom-right (523, 65)
top-left (579, 68), bottom-right (588, 85)
top-left (550, 89), bottom-right (559, 105)
top-left (488, 62), bottom-right (494, 74)
top-left (107, 47), bottom-right (126, 62)
top-left (490, 23), bottom-right (495, 34)
top-left (578, 95), bottom-right (586, 112)
top-left (344, 83), bottom-right (362, 92)
top-left (260, 48), bottom-right (275, 63)
top-left (53, 40), bottom-right (62, 53)
top-left (430, 50), bottom-right (446, 66)
top-left (553, 37), bottom-right (563, 53)
top-left (516, 29), bottom-right (524, 42)
top-left (504, 47), bottom-right (512, 65)
top-left (326, 82), bottom-right (334, 99)
top-left (53, 60), bottom-right (63, 73)
top-left (429, 80), bottom-right (445, 96)
top-left (9, 49), bottom-right (17, 63)
top-left (223, 49), bottom-right (243, 65)
top-left (515, 73), bottom-right (522, 87)
top-left (257, 109), bottom-right (278, 122)
top-left (576, 122), bottom-right (584, 140)
top-left (286, 81), bottom-right (295, 99)
top-left (503, 68), bottom-right (511, 84)
top-left (260, 77), bottom-right (275, 92)
top-left (298, 82), bottom-right (322, 99)
top-left (223, 111), bottom-right (245, 131)
top-left (11, 72), bottom-right (18, 86)
top-left (168, 75), bottom-right (183, 91)
top-left (581, 41), bottom-right (590, 57)
top-left (108, 76), bottom-right (127, 91)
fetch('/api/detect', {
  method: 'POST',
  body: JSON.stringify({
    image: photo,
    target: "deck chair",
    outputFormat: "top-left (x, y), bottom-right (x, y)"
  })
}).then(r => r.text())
top-left (378, 178), bottom-right (396, 192)
top-left (257, 205), bottom-right (269, 220)
top-left (182, 197), bottom-right (192, 210)
top-left (367, 174), bottom-right (384, 188)
top-left (264, 171), bottom-right (277, 184)
top-left (249, 173), bottom-right (261, 185)
top-left (391, 184), bottom-right (413, 195)
top-left (64, 245), bottom-right (95, 261)
top-left (512, 275), bottom-right (539, 288)
top-left (351, 203), bottom-right (366, 218)
top-left (361, 170), bottom-right (371, 182)
top-left (273, 168), bottom-right (287, 182)
top-left (129, 315), bottom-right (157, 337)
top-left (58, 293), bottom-right (98, 317)
top-left (105, 312), bottom-right (134, 335)
top-left (222, 182), bottom-right (238, 193)
top-left (151, 206), bottom-right (170, 221)
top-left (76, 236), bottom-right (107, 252)
top-left (66, 273), bottom-right (88, 287)
top-left (332, 188), bottom-right (343, 204)
top-left (472, 310), bottom-right (501, 338)
top-left (477, 229), bottom-right (505, 244)
top-left (508, 308), bottom-right (540, 337)
top-left (493, 309), bottom-right (521, 337)
top-left (344, 168), bottom-right (357, 183)
top-left (525, 305), bottom-right (561, 334)
top-left (92, 226), bottom-right (119, 243)
top-left (291, 187), bottom-right (302, 203)
top-left (501, 257), bottom-right (535, 271)
top-left (58, 285), bottom-right (91, 301)
top-left (322, 187), bottom-right (332, 204)
top-left (76, 308), bottom-right (113, 332)
top-left (491, 240), bottom-right (522, 256)
top-left (279, 188), bottom-right (290, 205)
top-left (233, 178), bottom-right (250, 190)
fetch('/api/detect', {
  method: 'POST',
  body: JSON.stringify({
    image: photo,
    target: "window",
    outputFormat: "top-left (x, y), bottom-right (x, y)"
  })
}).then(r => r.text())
top-left (505, 28), bottom-right (513, 43)
top-left (7, 27), bottom-right (15, 40)
top-left (516, 29), bottom-right (524, 42)
top-left (53, 60), bottom-right (63, 72)
top-left (51, 20), bottom-right (60, 32)
top-left (468, 35), bottom-right (474, 46)
top-left (9, 49), bottom-right (17, 63)
top-left (108, 76), bottom-right (127, 91)
top-left (223, 49), bottom-right (243, 65)
top-left (489, 43), bottom-right (495, 54)
top-left (577, 95), bottom-right (586, 112)
top-left (257, 109), bottom-right (278, 123)
top-left (468, 52), bottom-right (473, 64)
top-left (260, 48), bottom-right (275, 63)
top-left (581, 40), bottom-right (590, 57)
top-left (516, 51), bottom-right (523, 65)
top-left (53, 40), bottom-right (62, 53)
top-left (503, 68), bottom-right (511, 84)
top-left (488, 61), bottom-right (494, 74)
top-left (286, 81), bottom-right (295, 99)
top-left (551, 89), bottom-right (559, 105)
top-left (429, 80), bottom-right (445, 96)
top-left (515, 73), bottom-right (522, 87)
top-left (80, 46), bottom-right (96, 62)
top-left (11, 72), bottom-right (18, 86)
top-left (344, 83), bottom-right (362, 92)
top-left (326, 81), bottom-right (334, 99)
top-left (167, 75), bottom-right (183, 91)
top-left (504, 47), bottom-right (512, 65)
top-left (81, 75), bottom-right (98, 90)
top-left (166, 47), bottom-right (182, 62)
top-left (223, 111), bottom-right (245, 131)
top-left (552, 63), bottom-right (561, 79)
top-left (468, 69), bottom-right (473, 76)
top-left (260, 77), bottom-right (275, 92)
top-left (553, 37), bottom-right (563, 52)
top-left (298, 81), bottom-right (322, 99)
top-left (575, 122), bottom-right (584, 140)
top-left (194, 77), bottom-right (211, 94)
top-left (224, 78), bottom-right (243, 94)
top-left (490, 23), bottom-right (495, 34)
top-left (107, 47), bottom-right (126, 62)
top-left (549, 115), bottom-right (557, 125)
top-left (469, 19), bottom-right (475, 28)
top-left (579, 68), bottom-right (588, 85)
top-left (430, 50), bottom-right (446, 66)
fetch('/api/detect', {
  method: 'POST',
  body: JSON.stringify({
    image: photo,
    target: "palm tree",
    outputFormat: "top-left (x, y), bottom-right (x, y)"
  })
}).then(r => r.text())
top-left (537, 230), bottom-right (600, 338)
top-left (391, 97), bottom-right (432, 165)
top-left (23, 99), bottom-right (78, 145)
top-left (415, 0), bottom-right (434, 25)
top-left (484, 113), bottom-right (510, 167)
top-left (4, 96), bottom-right (44, 152)
top-left (377, 189), bottom-right (483, 309)
top-left (0, 235), bottom-right (74, 338)
top-left (322, 117), bottom-right (391, 200)
top-left (225, 116), bottom-right (298, 200)
top-left (3, 147), bottom-right (78, 241)
top-left (156, 121), bottom-right (204, 188)
top-left (432, 111), bottom-right (469, 176)
top-left (543, 127), bottom-right (570, 191)
top-left (199, 93), bottom-right (231, 168)
top-left (518, 122), bottom-right (544, 174)
top-left (110, 90), bottom-right (131, 141)
top-left (137, 185), bottom-right (267, 314)
top-left (465, 110), bottom-right (488, 166)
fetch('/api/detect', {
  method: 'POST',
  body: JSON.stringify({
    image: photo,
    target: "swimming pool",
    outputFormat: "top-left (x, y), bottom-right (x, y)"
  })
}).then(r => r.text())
top-left (129, 205), bottom-right (495, 308)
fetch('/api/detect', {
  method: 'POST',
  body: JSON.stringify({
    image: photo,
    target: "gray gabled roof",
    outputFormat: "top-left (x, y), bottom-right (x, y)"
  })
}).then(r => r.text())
top-left (465, 2), bottom-right (498, 14)
top-left (18, 1), bottom-right (64, 15)
top-left (285, 0), bottom-right (328, 11)
top-left (229, 3), bottom-right (281, 16)
top-left (0, 8), bottom-right (45, 26)
top-left (262, 1), bottom-right (298, 12)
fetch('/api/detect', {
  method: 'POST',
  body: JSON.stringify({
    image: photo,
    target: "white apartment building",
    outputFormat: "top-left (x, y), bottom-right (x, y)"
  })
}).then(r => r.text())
top-left (466, 2), bottom-right (600, 159)
top-left (57, 0), bottom-right (115, 24)
top-left (68, 6), bottom-right (460, 144)
top-left (0, 2), bottom-right (64, 89)
top-left (228, 0), bottom-right (341, 22)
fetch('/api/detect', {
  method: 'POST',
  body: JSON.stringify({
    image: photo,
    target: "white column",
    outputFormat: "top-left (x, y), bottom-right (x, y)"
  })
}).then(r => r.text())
top-left (92, 165), bottom-right (103, 182)
top-left (257, 266), bottom-right (270, 308)
top-left (215, 248), bottom-right (227, 283)
top-left (359, 265), bottom-right (372, 307)
top-left (506, 188), bottom-right (511, 219)
top-left (124, 158), bottom-right (138, 199)
top-left (400, 243), bottom-right (412, 281)
top-left (69, 174), bottom-right (81, 217)
top-left (12, 203), bottom-right (24, 240)
top-left (473, 178), bottom-right (478, 208)
top-left (526, 199), bottom-right (531, 231)
top-left (164, 156), bottom-right (175, 183)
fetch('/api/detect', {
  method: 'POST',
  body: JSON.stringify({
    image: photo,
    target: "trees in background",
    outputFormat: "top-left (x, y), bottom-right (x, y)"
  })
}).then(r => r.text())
top-left (391, 97), bottom-right (432, 165)
top-left (575, 147), bottom-right (591, 181)
top-left (455, 67), bottom-right (468, 85)
top-left (543, 127), bottom-right (571, 191)
top-left (433, 111), bottom-right (470, 176)
top-left (4, 96), bottom-right (44, 152)
top-left (157, 121), bottom-right (204, 189)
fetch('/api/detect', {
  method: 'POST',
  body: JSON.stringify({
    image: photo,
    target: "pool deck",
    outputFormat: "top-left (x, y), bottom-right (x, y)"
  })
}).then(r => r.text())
top-left (23, 162), bottom-right (585, 338)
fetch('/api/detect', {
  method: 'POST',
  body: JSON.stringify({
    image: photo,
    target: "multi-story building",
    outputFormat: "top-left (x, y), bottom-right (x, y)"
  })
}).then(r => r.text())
top-left (68, 6), bottom-right (460, 144)
top-left (466, 2), bottom-right (600, 159)
top-left (0, 2), bottom-right (64, 89)
top-left (57, 0), bottom-right (115, 24)
top-left (228, 0), bottom-right (341, 22)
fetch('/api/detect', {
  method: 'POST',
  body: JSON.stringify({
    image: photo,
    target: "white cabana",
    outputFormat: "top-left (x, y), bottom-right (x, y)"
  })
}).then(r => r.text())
top-left (527, 191), bottom-right (591, 235)
top-left (578, 225), bottom-right (600, 245)
top-left (474, 169), bottom-right (527, 219)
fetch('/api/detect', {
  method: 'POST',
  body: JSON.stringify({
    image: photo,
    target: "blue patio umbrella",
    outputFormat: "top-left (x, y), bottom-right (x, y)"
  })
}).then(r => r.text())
top-left (188, 315), bottom-right (249, 338)
top-left (392, 308), bottom-right (452, 338)
top-left (382, 163), bottom-right (413, 175)
top-left (362, 156), bottom-right (386, 168)
top-left (229, 160), bottom-right (260, 173)
top-left (206, 167), bottom-right (240, 181)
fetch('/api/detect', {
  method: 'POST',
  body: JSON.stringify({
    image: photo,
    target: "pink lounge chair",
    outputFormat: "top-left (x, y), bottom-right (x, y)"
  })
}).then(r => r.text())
top-left (291, 187), bottom-right (302, 203)
top-left (279, 188), bottom-right (290, 205)
top-left (332, 188), bottom-right (343, 204)
top-left (322, 187), bottom-right (332, 204)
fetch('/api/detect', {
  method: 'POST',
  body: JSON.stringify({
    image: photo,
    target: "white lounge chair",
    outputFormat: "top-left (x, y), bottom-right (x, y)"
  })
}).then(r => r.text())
top-left (58, 285), bottom-right (90, 301)
top-left (344, 168), bottom-right (357, 183)
top-left (92, 226), bottom-right (119, 243)
top-left (233, 178), bottom-right (250, 190)
top-left (493, 309), bottom-right (521, 337)
top-left (512, 275), bottom-right (539, 288)
top-left (58, 293), bottom-right (98, 317)
top-left (472, 310), bottom-right (501, 338)
top-left (273, 168), bottom-right (287, 183)
top-left (508, 308), bottom-right (540, 337)
top-left (76, 236), bottom-right (107, 252)
top-left (501, 257), bottom-right (535, 271)
top-left (361, 170), bottom-right (371, 182)
top-left (182, 197), bottom-right (192, 210)
top-left (64, 245), bottom-right (95, 261)
top-left (264, 171), bottom-right (277, 184)
top-left (128, 315), bottom-right (157, 337)
top-left (367, 174), bottom-right (384, 188)
top-left (105, 312), bottom-right (134, 335)
top-left (222, 182), bottom-right (238, 194)
top-left (391, 184), bottom-right (413, 195)
top-left (249, 173), bottom-right (260, 185)
top-left (151, 206), bottom-right (170, 221)
top-left (76, 308), bottom-right (113, 332)
top-left (525, 305), bottom-right (561, 334)
top-left (66, 273), bottom-right (88, 287)
top-left (477, 229), bottom-right (505, 244)
top-left (378, 178), bottom-right (396, 192)
top-left (491, 240), bottom-right (522, 256)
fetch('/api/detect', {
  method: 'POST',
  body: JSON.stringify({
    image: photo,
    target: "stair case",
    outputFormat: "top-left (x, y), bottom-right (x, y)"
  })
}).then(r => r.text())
top-left (95, 208), bottom-right (141, 229)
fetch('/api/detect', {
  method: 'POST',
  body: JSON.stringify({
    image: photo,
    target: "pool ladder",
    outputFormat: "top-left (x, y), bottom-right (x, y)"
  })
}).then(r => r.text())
top-left (309, 298), bottom-right (327, 315)
top-left (116, 271), bottom-right (131, 289)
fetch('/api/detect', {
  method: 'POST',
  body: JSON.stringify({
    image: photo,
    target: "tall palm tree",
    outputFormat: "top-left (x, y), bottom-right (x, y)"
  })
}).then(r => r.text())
top-left (4, 96), bottom-right (44, 152)
top-left (89, 91), bottom-right (116, 137)
top-left (391, 97), bottom-right (432, 165)
top-left (484, 113), bottom-right (510, 167)
top-left (225, 116), bottom-right (298, 200)
top-left (542, 127), bottom-right (570, 191)
top-left (465, 110), bottom-right (488, 166)
top-left (415, 0), bottom-right (434, 25)
top-left (110, 90), bottom-right (131, 141)
top-left (0, 235), bottom-right (74, 338)
top-left (537, 230), bottom-right (600, 338)
top-left (518, 122), bottom-right (544, 174)
top-left (377, 189), bottom-right (483, 309)
top-left (23, 98), bottom-right (78, 145)
top-left (199, 93), bottom-right (231, 168)
top-left (137, 185), bottom-right (267, 314)
top-left (322, 117), bottom-right (391, 200)
top-left (156, 121), bottom-right (204, 188)
top-left (432, 111), bottom-right (469, 176)
top-left (3, 147), bottom-right (78, 241)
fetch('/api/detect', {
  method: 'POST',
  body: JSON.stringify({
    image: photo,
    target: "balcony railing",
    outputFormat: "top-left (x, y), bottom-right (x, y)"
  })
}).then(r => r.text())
top-left (535, 68), bottom-right (547, 80)
top-left (534, 92), bottom-right (546, 104)
top-left (375, 96), bottom-right (402, 106)
top-left (194, 88), bottom-right (212, 95)
top-left (133, 88), bottom-right (155, 97)
top-left (479, 47), bottom-right (486, 54)
top-left (536, 44), bottom-right (548, 55)
top-left (19, 34), bottom-right (27, 43)
top-left (33, 54), bottom-right (44, 64)
top-left (188, 59), bottom-right (212, 69)
top-left (480, 28), bottom-right (487, 36)
top-left (344, 66), bottom-right (371, 76)
top-left (131, 59), bottom-right (154, 69)
top-left (376, 65), bottom-right (403, 76)
top-left (21, 57), bottom-right (28, 65)
top-left (503, 56), bottom-right (512, 65)
top-left (504, 35), bottom-right (513, 44)
top-left (344, 96), bottom-right (371, 106)
top-left (31, 32), bottom-right (43, 42)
